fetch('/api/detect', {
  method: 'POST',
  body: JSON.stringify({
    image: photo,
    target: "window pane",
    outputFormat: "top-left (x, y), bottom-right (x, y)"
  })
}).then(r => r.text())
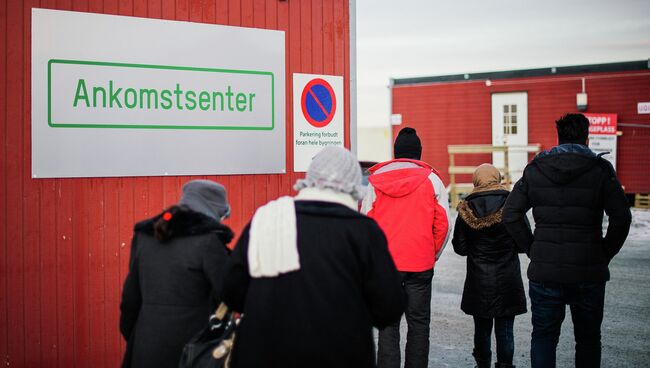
top-left (511, 104), bottom-right (517, 113)
top-left (503, 105), bottom-right (509, 113)
top-left (511, 125), bottom-right (517, 134)
top-left (512, 115), bottom-right (518, 127)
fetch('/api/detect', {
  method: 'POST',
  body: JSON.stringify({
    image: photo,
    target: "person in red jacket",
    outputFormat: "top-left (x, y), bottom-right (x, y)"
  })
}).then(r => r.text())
top-left (362, 127), bottom-right (451, 368)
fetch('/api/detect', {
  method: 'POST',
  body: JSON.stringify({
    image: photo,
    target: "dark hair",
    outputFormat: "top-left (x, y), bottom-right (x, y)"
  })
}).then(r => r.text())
top-left (556, 113), bottom-right (589, 145)
top-left (394, 127), bottom-right (422, 160)
top-left (153, 205), bottom-right (184, 242)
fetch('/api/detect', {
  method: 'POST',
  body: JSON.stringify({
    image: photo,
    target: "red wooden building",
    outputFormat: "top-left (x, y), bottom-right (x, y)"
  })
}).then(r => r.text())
top-left (390, 60), bottom-right (650, 195)
top-left (0, 1), bottom-right (354, 366)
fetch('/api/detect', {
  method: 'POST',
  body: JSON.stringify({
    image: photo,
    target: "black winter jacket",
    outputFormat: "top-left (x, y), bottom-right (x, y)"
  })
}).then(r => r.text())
top-left (502, 144), bottom-right (632, 284)
top-left (221, 201), bottom-right (405, 368)
top-left (120, 210), bottom-right (233, 368)
top-left (452, 190), bottom-right (527, 318)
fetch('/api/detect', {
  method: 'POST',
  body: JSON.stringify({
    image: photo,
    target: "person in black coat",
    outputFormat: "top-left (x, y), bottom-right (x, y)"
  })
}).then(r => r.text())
top-left (452, 164), bottom-right (527, 368)
top-left (221, 147), bottom-right (405, 368)
top-left (120, 180), bottom-right (234, 368)
top-left (502, 113), bottom-right (631, 368)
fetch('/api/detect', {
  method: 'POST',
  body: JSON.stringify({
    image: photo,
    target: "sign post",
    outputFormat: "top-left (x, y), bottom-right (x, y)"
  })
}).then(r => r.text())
top-left (585, 113), bottom-right (618, 170)
top-left (292, 73), bottom-right (344, 172)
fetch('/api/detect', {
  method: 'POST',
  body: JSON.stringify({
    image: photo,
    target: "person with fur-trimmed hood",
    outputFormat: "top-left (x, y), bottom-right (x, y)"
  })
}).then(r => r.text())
top-left (452, 164), bottom-right (527, 368)
top-left (361, 127), bottom-right (451, 368)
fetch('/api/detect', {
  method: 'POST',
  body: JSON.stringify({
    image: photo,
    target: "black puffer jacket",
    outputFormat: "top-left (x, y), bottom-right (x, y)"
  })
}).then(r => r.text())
top-left (120, 210), bottom-right (233, 368)
top-left (452, 189), bottom-right (527, 318)
top-left (503, 144), bottom-right (632, 284)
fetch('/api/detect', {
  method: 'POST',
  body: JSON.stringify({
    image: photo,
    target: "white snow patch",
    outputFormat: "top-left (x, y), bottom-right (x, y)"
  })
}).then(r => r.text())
top-left (628, 208), bottom-right (650, 241)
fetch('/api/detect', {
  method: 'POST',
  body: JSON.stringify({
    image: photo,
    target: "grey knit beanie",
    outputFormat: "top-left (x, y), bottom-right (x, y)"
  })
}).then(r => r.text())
top-left (294, 146), bottom-right (366, 200)
top-left (178, 180), bottom-right (230, 221)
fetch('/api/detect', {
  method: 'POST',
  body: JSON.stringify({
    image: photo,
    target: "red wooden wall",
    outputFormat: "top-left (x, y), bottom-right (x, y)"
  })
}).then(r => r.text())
top-left (0, 0), bottom-right (351, 366)
top-left (392, 71), bottom-right (650, 193)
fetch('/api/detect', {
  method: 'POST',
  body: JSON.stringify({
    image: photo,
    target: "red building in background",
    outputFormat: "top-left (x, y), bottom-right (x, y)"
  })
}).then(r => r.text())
top-left (390, 60), bottom-right (650, 195)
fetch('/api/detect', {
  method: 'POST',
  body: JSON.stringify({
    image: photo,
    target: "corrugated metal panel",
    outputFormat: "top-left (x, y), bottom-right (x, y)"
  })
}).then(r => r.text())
top-left (0, 0), bottom-right (351, 366)
top-left (392, 71), bottom-right (650, 193)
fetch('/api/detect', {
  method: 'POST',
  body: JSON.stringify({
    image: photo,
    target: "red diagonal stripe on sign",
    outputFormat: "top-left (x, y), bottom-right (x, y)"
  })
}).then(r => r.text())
top-left (308, 89), bottom-right (333, 120)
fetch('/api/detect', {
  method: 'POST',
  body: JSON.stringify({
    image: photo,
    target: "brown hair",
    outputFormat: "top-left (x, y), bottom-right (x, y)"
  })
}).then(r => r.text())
top-left (153, 205), bottom-right (183, 242)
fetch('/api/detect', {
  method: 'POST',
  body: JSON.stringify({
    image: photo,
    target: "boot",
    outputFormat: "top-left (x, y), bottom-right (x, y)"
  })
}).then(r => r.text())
top-left (472, 349), bottom-right (491, 368)
top-left (495, 363), bottom-right (515, 368)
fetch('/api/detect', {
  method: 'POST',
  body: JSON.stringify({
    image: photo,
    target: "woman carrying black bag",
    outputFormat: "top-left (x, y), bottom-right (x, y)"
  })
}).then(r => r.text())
top-left (452, 164), bottom-right (527, 368)
top-left (120, 180), bottom-right (234, 368)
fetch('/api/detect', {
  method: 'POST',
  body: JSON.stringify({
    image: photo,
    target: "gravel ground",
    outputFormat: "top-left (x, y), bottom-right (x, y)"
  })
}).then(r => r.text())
top-left (378, 209), bottom-right (650, 367)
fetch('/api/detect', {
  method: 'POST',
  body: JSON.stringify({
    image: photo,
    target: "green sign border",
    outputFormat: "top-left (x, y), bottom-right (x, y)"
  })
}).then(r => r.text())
top-left (47, 59), bottom-right (275, 130)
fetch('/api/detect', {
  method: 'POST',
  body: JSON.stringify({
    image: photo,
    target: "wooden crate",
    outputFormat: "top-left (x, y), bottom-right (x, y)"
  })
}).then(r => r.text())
top-left (635, 194), bottom-right (650, 209)
top-left (447, 144), bottom-right (540, 208)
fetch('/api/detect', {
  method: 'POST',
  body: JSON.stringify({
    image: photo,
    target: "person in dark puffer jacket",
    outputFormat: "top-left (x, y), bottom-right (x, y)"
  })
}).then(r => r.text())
top-left (453, 164), bottom-right (527, 368)
top-left (502, 113), bottom-right (631, 368)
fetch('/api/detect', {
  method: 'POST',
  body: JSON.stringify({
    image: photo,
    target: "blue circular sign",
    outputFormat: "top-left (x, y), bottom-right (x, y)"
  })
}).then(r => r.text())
top-left (301, 78), bottom-right (337, 128)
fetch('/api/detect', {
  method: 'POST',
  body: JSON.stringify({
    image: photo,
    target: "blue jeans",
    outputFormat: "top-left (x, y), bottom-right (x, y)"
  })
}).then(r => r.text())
top-left (473, 315), bottom-right (515, 365)
top-left (529, 281), bottom-right (606, 368)
top-left (377, 269), bottom-right (434, 368)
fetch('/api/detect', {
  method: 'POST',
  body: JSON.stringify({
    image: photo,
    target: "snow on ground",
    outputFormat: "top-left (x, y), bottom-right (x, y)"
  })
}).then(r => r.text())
top-left (628, 208), bottom-right (650, 241)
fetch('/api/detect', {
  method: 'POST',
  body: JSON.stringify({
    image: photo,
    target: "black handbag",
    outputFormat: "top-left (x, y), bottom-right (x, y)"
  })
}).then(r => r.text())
top-left (179, 303), bottom-right (238, 368)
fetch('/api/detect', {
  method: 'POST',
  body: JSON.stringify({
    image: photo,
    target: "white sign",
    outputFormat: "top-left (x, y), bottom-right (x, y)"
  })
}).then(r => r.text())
top-left (32, 9), bottom-right (285, 178)
top-left (638, 102), bottom-right (650, 114)
top-left (293, 74), bottom-right (344, 172)
top-left (589, 135), bottom-right (617, 169)
top-left (585, 113), bottom-right (618, 170)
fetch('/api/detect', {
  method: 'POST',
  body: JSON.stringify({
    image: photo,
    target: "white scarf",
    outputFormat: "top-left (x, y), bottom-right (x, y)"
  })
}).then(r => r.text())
top-left (247, 188), bottom-right (357, 278)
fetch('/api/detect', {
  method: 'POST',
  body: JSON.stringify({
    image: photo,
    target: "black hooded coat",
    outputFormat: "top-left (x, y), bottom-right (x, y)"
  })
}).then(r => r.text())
top-left (221, 201), bottom-right (405, 368)
top-left (452, 189), bottom-right (527, 318)
top-left (502, 144), bottom-right (632, 284)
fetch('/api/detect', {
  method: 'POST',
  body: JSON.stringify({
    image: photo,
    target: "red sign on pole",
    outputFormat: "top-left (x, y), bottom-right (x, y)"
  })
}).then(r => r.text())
top-left (584, 113), bottom-right (617, 135)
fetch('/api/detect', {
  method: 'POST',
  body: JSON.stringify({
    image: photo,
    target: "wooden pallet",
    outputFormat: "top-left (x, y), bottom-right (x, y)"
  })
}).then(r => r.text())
top-left (635, 194), bottom-right (650, 209)
top-left (447, 144), bottom-right (540, 208)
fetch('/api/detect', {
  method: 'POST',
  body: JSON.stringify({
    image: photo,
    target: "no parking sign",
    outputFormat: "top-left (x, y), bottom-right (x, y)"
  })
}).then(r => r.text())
top-left (293, 73), bottom-right (344, 172)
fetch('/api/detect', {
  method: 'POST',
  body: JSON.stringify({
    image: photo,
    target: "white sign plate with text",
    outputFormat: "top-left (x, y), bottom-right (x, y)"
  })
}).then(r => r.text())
top-left (638, 102), bottom-right (650, 114)
top-left (32, 9), bottom-right (285, 178)
top-left (292, 73), bottom-right (344, 172)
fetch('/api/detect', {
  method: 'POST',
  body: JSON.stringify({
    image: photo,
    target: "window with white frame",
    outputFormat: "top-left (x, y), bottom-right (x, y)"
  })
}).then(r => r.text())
top-left (503, 104), bottom-right (518, 135)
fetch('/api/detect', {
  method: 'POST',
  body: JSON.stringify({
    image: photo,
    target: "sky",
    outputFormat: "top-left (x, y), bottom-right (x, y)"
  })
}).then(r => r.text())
top-left (355, 0), bottom-right (650, 127)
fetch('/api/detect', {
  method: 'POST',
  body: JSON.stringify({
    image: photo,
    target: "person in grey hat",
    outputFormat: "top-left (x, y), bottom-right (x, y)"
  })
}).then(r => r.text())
top-left (120, 179), bottom-right (233, 368)
top-left (221, 146), bottom-right (405, 368)
top-left (178, 180), bottom-right (231, 222)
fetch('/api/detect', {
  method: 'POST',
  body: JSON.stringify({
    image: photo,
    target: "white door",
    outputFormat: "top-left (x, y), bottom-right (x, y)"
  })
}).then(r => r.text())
top-left (492, 92), bottom-right (528, 184)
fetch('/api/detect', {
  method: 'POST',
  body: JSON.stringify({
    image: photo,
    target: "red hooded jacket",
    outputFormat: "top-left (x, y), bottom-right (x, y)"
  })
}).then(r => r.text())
top-left (362, 159), bottom-right (451, 272)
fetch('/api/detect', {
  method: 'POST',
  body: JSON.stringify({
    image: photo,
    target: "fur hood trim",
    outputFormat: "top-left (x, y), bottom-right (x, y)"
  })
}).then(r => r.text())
top-left (134, 209), bottom-right (234, 244)
top-left (457, 200), bottom-right (503, 230)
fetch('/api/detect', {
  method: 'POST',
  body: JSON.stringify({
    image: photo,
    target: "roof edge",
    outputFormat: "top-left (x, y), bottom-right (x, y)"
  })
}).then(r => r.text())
top-left (392, 59), bottom-right (650, 86)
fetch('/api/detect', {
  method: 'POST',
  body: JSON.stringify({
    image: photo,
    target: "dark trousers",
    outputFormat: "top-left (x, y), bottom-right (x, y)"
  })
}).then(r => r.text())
top-left (473, 315), bottom-right (515, 365)
top-left (529, 281), bottom-right (606, 368)
top-left (377, 269), bottom-right (434, 368)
